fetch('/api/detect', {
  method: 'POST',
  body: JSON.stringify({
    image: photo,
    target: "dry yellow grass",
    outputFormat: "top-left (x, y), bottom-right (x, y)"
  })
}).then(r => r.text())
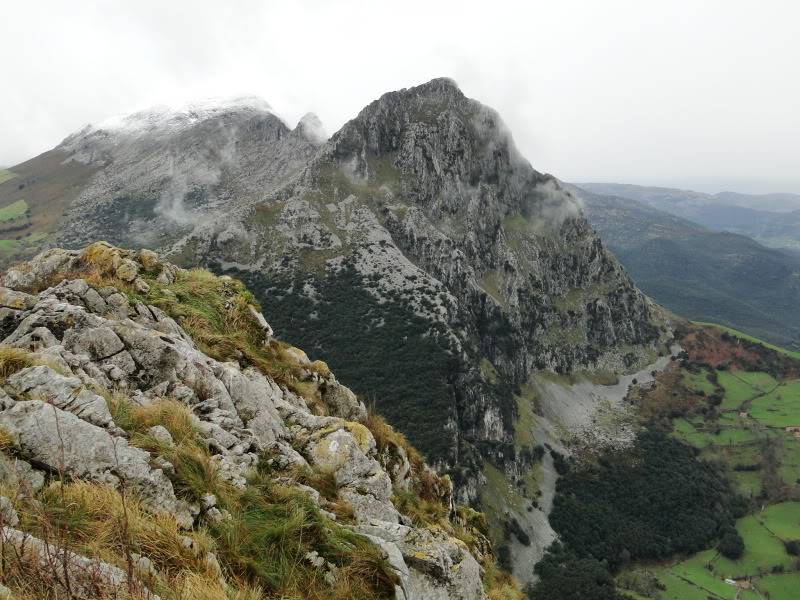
top-left (0, 346), bottom-right (37, 380)
top-left (0, 425), bottom-right (17, 453)
top-left (2, 479), bottom-right (223, 600)
top-left (128, 400), bottom-right (198, 445)
top-left (364, 412), bottom-right (422, 467)
top-left (30, 481), bottom-right (214, 577)
top-left (80, 242), bottom-right (119, 270)
top-left (169, 573), bottom-right (264, 600)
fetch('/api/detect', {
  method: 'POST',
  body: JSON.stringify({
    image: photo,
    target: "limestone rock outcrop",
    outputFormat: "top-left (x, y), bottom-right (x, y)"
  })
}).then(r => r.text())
top-left (0, 244), bottom-right (491, 600)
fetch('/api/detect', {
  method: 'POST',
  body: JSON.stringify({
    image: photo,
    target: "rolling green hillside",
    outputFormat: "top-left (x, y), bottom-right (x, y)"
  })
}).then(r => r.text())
top-left (0, 151), bottom-right (99, 265)
top-left (617, 326), bottom-right (800, 599)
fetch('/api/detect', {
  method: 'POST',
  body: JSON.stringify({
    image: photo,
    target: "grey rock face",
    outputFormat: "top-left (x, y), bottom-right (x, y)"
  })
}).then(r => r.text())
top-left (56, 101), bottom-right (324, 252)
top-left (321, 380), bottom-right (368, 422)
top-left (358, 521), bottom-right (485, 600)
top-left (5, 366), bottom-right (116, 429)
top-left (0, 453), bottom-right (45, 493)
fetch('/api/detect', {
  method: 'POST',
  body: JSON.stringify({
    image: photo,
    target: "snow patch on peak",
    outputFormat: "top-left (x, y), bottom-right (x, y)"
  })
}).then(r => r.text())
top-left (93, 95), bottom-right (277, 137)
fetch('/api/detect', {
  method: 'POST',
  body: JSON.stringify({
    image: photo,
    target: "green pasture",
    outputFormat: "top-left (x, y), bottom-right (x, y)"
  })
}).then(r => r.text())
top-left (683, 368), bottom-right (718, 395)
top-left (0, 199), bottom-right (28, 222)
top-left (749, 380), bottom-right (800, 427)
top-left (0, 169), bottom-right (15, 184)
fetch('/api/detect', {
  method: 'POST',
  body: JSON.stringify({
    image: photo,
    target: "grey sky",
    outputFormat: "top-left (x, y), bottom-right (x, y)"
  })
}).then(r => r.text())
top-left (2, 0), bottom-right (798, 193)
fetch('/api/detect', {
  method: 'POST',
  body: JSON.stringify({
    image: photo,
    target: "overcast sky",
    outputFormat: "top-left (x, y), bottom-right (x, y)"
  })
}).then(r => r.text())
top-left (1, 0), bottom-right (798, 193)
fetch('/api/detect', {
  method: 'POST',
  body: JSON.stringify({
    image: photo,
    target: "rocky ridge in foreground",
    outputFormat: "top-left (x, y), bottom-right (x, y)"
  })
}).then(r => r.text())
top-left (0, 242), bottom-right (519, 600)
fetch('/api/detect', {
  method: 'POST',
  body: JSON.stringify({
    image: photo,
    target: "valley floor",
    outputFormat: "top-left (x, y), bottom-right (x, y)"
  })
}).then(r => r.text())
top-left (618, 326), bottom-right (800, 599)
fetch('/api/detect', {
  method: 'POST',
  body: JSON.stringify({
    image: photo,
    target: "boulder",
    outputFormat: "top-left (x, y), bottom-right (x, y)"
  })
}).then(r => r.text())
top-left (304, 424), bottom-right (398, 523)
top-left (0, 400), bottom-right (192, 526)
top-left (63, 326), bottom-right (125, 360)
top-left (359, 522), bottom-right (486, 600)
top-left (0, 454), bottom-right (45, 493)
top-left (1, 248), bottom-right (79, 291)
top-left (5, 365), bottom-right (115, 429)
top-left (147, 425), bottom-right (174, 447)
top-left (321, 381), bottom-right (368, 422)
top-left (0, 287), bottom-right (36, 311)
top-left (216, 364), bottom-right (287, 447)
top-left (115, 258), bottom-right (140, 282)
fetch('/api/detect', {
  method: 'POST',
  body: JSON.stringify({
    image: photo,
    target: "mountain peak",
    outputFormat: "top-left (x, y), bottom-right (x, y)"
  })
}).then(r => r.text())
top-left (294, 112), bottom-right (328, 144)
top-left (369, 76), bottom-right (466, 114)
top-left (64, 95), bottom-right (277, 145)
top-left (405, 76), bottom-right (462, 95)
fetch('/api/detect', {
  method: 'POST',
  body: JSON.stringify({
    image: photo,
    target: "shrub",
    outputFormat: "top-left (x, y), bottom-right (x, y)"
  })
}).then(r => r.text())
top-left (496, 543), bottom-right (512, 571)
top-left (718, 530), bottom-right (745, 559)
top-left (530, 542), bottom-right (629, 600)
top-left (785, 540), bottom-right (800, 556)
top-left (550, 449), bottom-right (569, 475)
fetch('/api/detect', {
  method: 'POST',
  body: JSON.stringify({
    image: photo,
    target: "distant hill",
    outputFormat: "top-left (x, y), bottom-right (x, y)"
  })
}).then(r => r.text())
top-left (715, 190), bottom-right (800, 213)
top-left (577, 182), bottom-right (800, 250)
top-left (572, 185), bottom-right (800, 351)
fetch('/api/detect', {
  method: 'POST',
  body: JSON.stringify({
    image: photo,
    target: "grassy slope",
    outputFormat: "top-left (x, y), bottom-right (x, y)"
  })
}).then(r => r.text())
top-left (0, 198), bottom-right (27, 221)
top-left (0, 169), bottom-right (15, 184)
top-left (0, 151), bottom-right (99, 266)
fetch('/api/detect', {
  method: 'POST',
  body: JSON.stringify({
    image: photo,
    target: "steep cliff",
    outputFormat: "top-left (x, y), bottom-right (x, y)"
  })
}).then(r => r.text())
top-left (0, 243), bottom-right (521, 600)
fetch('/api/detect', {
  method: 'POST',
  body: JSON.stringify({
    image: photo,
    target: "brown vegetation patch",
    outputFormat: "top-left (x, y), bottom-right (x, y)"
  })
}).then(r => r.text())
top-left (679, 323), bottom-right (800, 378)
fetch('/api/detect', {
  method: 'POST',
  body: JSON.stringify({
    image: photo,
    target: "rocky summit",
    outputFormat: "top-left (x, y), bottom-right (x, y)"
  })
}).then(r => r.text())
top-left (0, 242), bottom-right (523, 599)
